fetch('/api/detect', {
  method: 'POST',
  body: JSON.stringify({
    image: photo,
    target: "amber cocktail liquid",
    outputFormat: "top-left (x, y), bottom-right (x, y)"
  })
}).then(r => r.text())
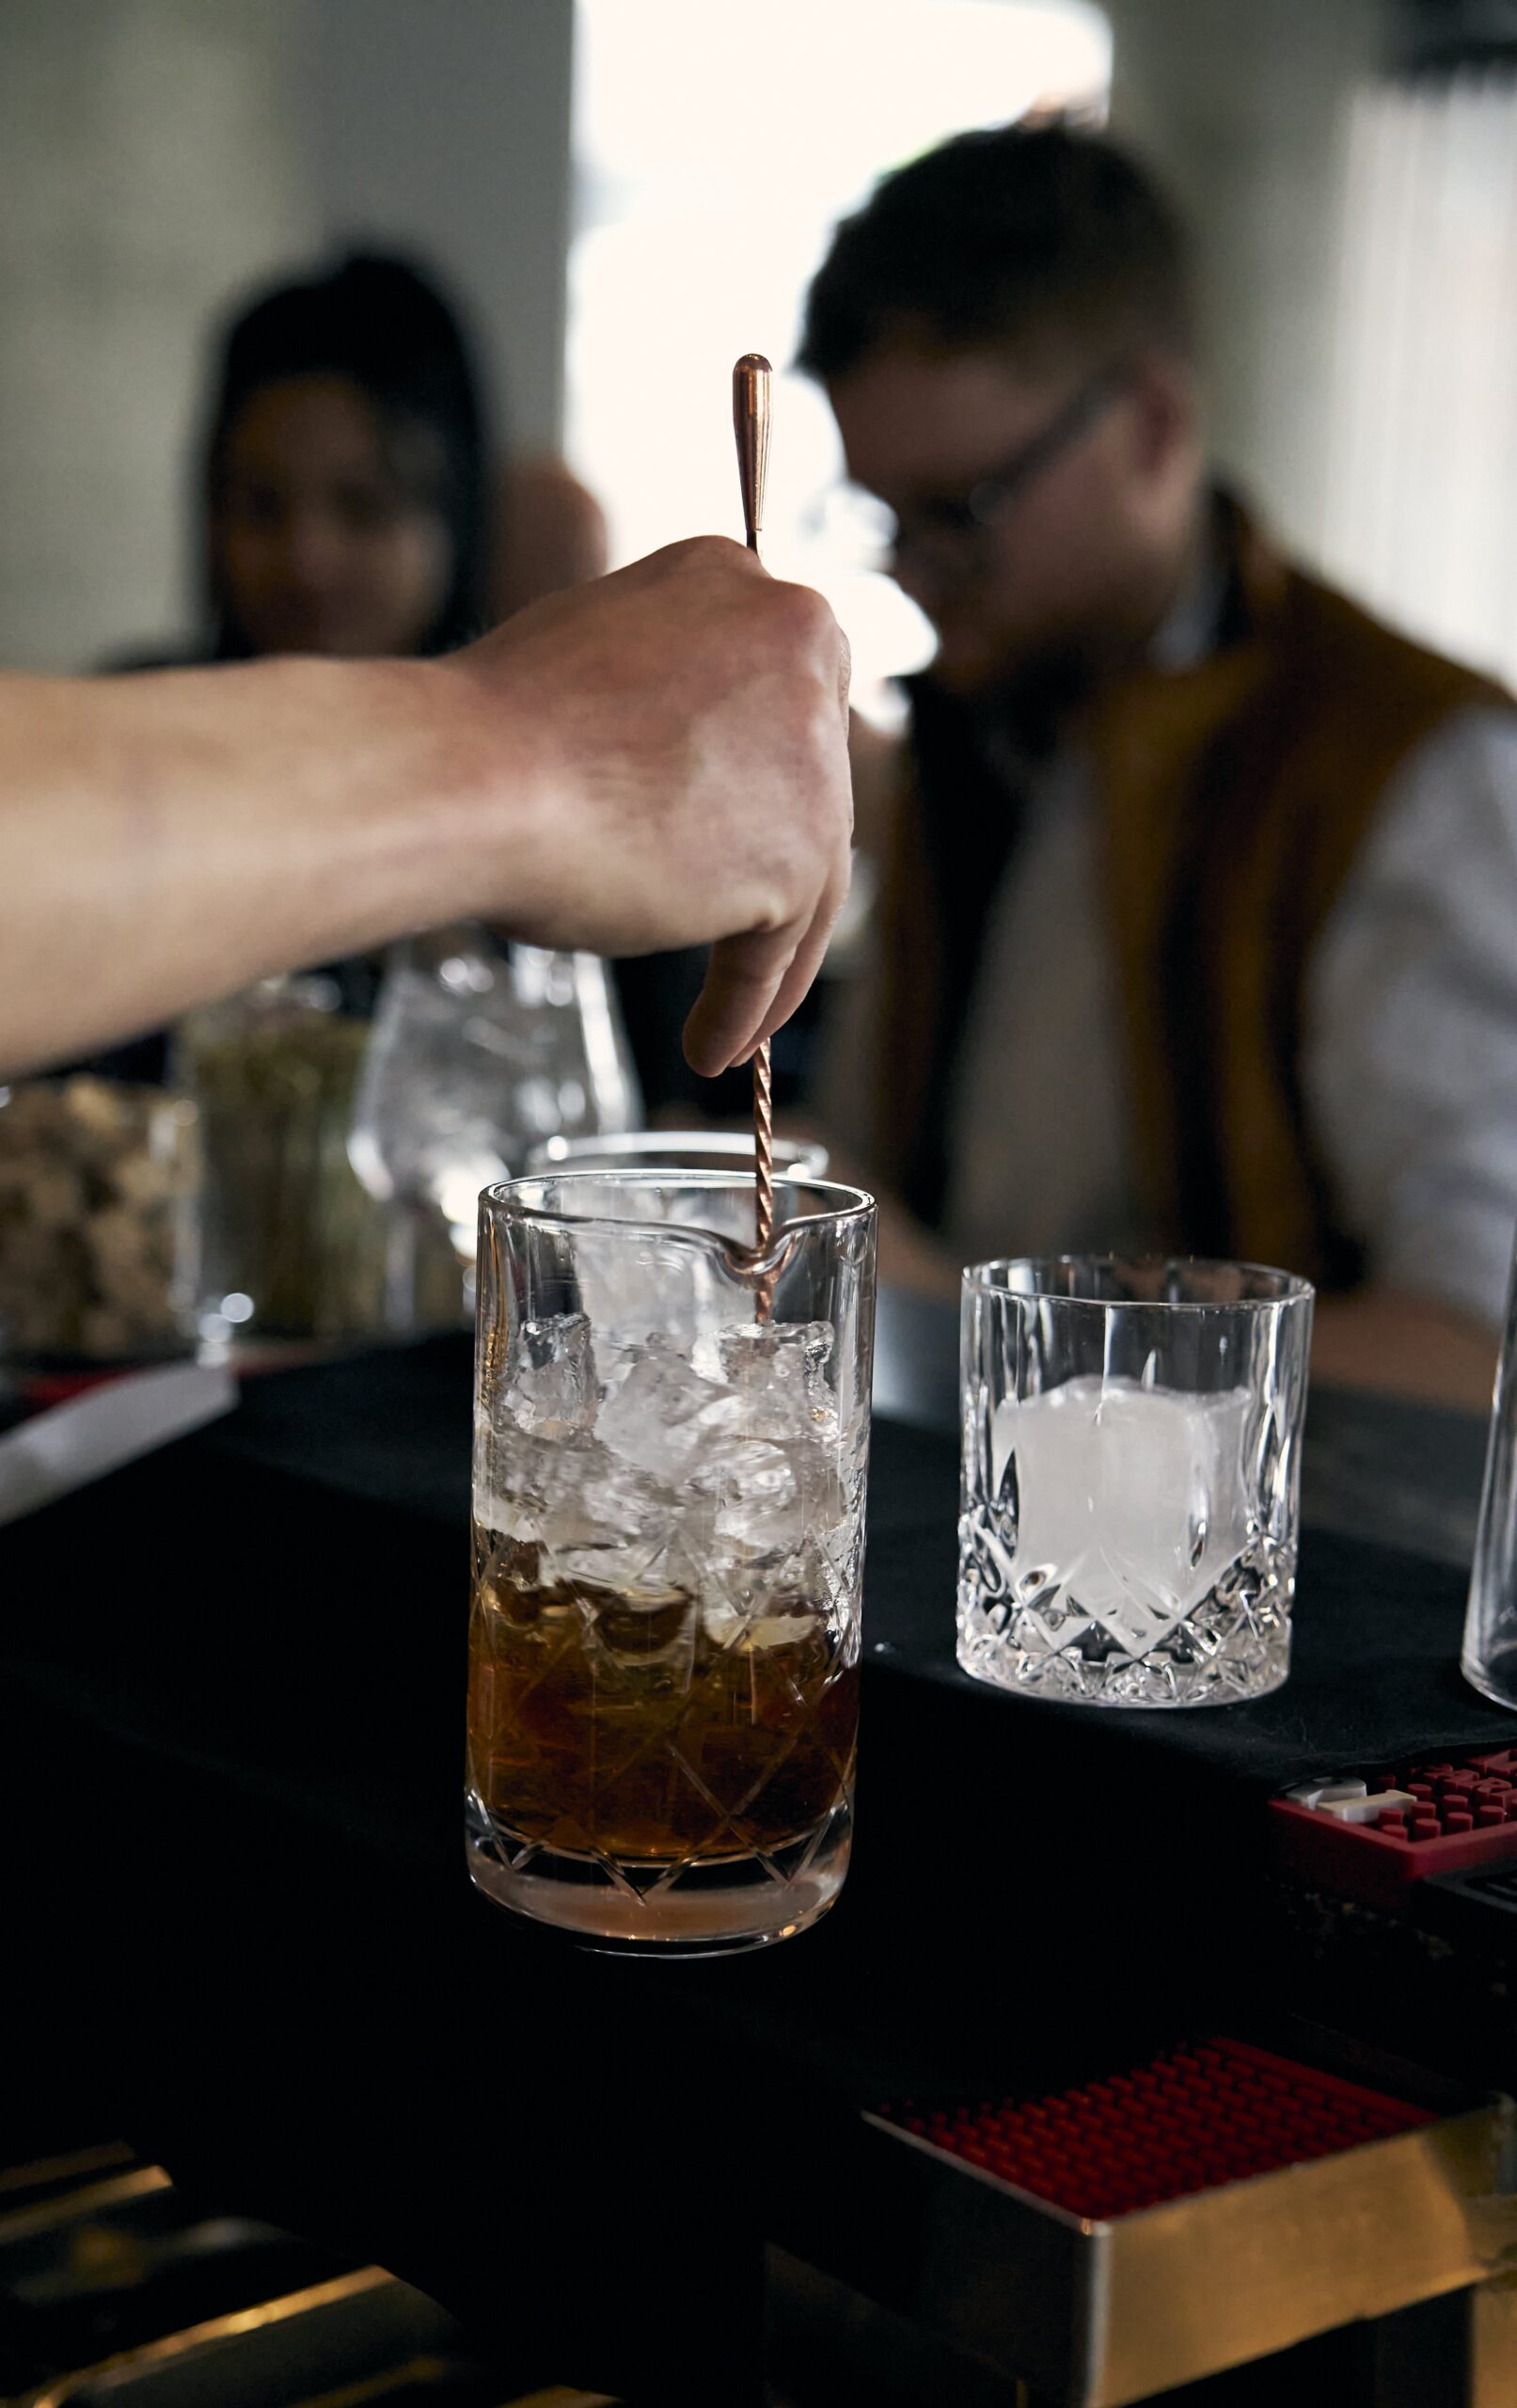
top-left (469, 1558), bottom-right (858, 1857)
top-left (465, 1172), bottom-right (876, 1955)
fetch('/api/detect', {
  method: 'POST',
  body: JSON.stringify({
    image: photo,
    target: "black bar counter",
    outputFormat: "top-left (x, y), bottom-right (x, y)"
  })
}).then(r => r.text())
top-left (2, 1323), bottom-right (1512, 2401)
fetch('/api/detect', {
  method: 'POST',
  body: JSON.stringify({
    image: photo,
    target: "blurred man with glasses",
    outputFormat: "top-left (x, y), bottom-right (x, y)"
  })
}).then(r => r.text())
top-left (804, 119), bottom-right (1517, 1405)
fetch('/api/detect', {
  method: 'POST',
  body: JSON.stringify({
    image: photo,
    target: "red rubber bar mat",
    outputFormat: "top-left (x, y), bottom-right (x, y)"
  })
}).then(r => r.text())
top-left (1270, 1745), bottom-right (1517, 1909)
top-left (879, 2036), bottom-right (1432, 2221)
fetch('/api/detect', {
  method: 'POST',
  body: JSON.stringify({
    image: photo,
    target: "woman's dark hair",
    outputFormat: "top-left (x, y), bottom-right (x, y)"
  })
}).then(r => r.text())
top-left (203, 250), bottom-right (493, 657)
top-left (800, 121), bottom-right (1193, 382)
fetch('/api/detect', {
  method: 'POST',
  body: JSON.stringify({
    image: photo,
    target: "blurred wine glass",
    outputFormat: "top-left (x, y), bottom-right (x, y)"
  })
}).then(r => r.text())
top-left (349, 926), bottom-right (642, 1266)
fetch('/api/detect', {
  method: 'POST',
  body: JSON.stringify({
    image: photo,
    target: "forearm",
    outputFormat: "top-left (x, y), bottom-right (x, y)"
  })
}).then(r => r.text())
top-left (1311, 1286), bottom-right (1500, 1412)
top-left (0, 542), bottom-right (852, 1080)
top-left (0, 657), bottom-right (498, 1073)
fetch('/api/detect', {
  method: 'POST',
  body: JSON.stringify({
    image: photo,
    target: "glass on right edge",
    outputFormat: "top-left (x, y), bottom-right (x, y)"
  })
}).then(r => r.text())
top-left (1462, 1249), bottom-right (1517, 1710)
top-left (958, 1258), bottom-right (1314, 1707)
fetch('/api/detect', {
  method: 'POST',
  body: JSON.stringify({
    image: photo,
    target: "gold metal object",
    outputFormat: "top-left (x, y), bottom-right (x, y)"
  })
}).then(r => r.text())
top-left (780, 2093), bottom-right (1517, 2405)
top-left (1471, 2268), bottom-right (1517, 2404)
top-left (498, 2392), bottom-right (622, 2407)
top-left (0, 2142), bottom-right (139, 2206)
top-left (21, 2267), bottom-right (392, 2405)
top-left (732, 354), bottom-right (775, 1317)
top-left (0, 2165), bottom-right (171, 2248)
top-left (19, 2264), bottom-right (473, 2407)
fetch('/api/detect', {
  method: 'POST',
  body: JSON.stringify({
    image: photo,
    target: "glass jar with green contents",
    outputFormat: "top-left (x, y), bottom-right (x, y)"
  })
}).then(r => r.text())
top-left (179, 974), bottom-right (459, 1346)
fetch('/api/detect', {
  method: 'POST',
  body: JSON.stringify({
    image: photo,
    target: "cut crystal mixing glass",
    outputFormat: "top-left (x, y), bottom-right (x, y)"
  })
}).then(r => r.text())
top-left (526, 1130), bottom-right (829, 1180)
top-left (466, 1169), bottom-right (877, 1952)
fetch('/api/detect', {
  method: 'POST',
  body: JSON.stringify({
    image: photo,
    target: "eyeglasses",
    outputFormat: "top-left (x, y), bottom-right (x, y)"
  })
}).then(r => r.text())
top-left (879, 359), bottom-right (1133, 580)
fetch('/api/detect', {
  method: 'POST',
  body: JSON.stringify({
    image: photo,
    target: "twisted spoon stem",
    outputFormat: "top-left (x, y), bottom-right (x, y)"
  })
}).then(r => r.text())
top-left (733, 353), bottom-right (776, 1320)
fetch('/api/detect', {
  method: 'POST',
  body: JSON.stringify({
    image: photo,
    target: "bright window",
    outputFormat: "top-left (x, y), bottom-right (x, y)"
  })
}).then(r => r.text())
top-left (567, 0), bottom-right (1113, 721)
top-left (1320, 70), bottom-right (1517, 686)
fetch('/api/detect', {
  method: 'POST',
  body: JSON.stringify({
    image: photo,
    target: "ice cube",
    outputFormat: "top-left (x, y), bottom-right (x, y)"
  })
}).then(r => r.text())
top-left (477, 1429), bottom-right (601, 1548)
top-left (595, 1337), bottom-right (741, 1479)
top-left (592, 1330), bottom-right (645, 1399)
top-left (691, 1434), bottom-right (804, 1559)
top-left (501, 1313), bottom-right (599, 1435)
top-left (577, 1446), bottom-right (670, 1547)
top-left (688, 1432), bottom-right (792, 1496)
top-left (998, 1375), bottom-right (1253, 1634)
top-left (478, 1424), bottom-right (672, 1576)
top-left (717, 1321), bottom-right (837, 1447)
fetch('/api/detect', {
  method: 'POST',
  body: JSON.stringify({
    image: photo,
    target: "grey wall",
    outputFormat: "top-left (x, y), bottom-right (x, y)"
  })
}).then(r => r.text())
top-left (301, 0), bottom-right (575, 458)
top-left (0, 0), bottom-right (314, 671)
top-left (0, 0), bottom-right (576, 672)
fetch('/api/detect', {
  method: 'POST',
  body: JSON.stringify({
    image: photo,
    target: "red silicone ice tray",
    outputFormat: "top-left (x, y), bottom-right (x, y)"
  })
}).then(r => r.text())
top-left (880, 2036), bottom-right (1431, 2221)
top-left (1270, 1745), bottom-right (1517, 1909)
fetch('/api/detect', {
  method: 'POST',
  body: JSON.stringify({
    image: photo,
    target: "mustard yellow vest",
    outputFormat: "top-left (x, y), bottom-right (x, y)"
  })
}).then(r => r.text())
top-left (877, 512), bottom-right (1506, 1288)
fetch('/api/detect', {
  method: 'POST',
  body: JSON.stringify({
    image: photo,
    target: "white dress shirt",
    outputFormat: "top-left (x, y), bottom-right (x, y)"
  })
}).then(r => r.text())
top-left (1304, 705), bottom-right (1517, 1323)
top-left (826, 699), bottom-right (1517, 1324)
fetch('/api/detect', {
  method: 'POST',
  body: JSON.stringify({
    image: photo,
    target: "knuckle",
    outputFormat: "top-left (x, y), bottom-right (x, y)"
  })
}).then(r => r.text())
top-left (769, 578), bottom-right (838, 657)
top-left (772, 815), bottom-right (824, 900)
top-left (670, 532), bottom-right (749, 574)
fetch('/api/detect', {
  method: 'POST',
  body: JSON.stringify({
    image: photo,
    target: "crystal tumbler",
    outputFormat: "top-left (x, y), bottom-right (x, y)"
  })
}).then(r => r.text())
top-left (466, 1170), bottom-right (877, 1952)
top-left (958, 1257), bottom-right (1313, 1707)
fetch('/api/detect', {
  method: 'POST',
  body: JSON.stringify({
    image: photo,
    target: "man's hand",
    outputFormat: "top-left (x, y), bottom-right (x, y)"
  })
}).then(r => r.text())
top-left (447, 537), bottom-right (853, 1075)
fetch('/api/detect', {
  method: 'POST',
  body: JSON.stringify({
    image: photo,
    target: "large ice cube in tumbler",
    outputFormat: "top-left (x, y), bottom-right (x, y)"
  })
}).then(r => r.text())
top-left (1000, 1375), bottom-right (1252, 1633)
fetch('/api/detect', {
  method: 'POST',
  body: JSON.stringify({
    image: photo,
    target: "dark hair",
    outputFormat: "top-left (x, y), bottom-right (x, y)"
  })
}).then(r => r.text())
top-left (203, 250), bottom-right (493, 657)
top-left (799, 121), bottom-right (1193, 382)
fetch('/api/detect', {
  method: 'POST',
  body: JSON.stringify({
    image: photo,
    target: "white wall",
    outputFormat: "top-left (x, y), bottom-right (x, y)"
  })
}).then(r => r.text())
top-left (1107, 0), bottom-right (1383, 562)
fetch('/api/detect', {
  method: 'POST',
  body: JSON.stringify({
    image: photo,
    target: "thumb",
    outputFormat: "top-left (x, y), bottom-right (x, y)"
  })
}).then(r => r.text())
top-left (683, 924), bottom-right (801, 1077)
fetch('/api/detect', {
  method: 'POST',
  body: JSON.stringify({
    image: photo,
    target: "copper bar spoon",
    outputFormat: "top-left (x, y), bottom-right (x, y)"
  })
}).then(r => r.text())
top-left (733, 352), bottom-right (775, 1316)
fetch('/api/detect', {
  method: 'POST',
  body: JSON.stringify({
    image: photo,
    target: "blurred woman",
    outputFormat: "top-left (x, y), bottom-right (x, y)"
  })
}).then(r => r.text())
top-left (155, 257), bottom-right (760, 1127)
top-left (205, 251), bottom-right (492, 662)
top-left (123, 246), bottom-right (606, 672)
